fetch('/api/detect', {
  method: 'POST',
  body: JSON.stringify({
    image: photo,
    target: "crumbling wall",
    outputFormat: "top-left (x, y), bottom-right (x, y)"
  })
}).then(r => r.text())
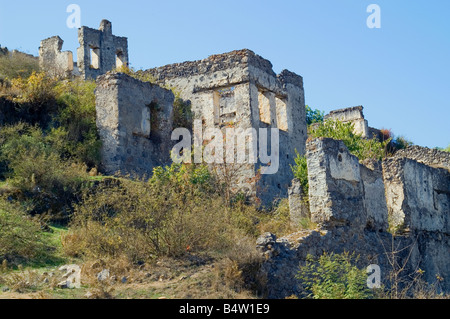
top-left (383, 157), bottom-right (449, 234)
top-left (393, 145), bottom-right (450, 171)
top-left (259, 138), bottom-right (449, 298)
top-left (307, 138), bottom-right (388, 231)
top-left (288, 179), bottom-right (309, 226)
top-left (77, 20), bottom-right (128, 80)
top-left (324, 106), bottom-right (370, 138)
top-left (146, 49), bottom-right (307, 202)
top-left (383, 156), bottom-right (450, 290)
top-left (95, 72), bottom-right (174, 177)
top-left (39, 20), bottom-right (128, 80)
top-left (39, 36), bottom-right (73, 78)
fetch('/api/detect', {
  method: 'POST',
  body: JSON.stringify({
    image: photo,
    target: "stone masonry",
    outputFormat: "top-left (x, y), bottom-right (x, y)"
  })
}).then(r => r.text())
top-left (145, 49), bottom-right (307, 202)
top-left (307, 138), bottom-right (388, 232)
top-left (324, 106), bottom-right (371, 138)
top-left (258, 138), bottom-right (449, 298)
top-left (39, 20), bottom-right (128, 80)
top-left (77, 20), bottom-right (128, 80)
top-left (39, 36), bottom-right (74, 78)
top-left (95, 72), bottom-right (174, 177)
top-left (393, 145), bottom-right (450, 172)
top-left (288, 179), bottom-right (309, 226)
top-left (382, 155), bottom-right (450, 291)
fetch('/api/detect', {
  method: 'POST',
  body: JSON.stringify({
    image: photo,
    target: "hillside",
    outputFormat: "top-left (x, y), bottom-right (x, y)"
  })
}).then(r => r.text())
top-left (0, 46), bottom-right (448, 300)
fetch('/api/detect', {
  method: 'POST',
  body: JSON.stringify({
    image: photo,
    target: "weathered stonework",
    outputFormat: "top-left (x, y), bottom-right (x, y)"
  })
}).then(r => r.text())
top-left (38, 20), bottom-right (128, 80)
top-left (39, 36), bottom-right (73, 78)
top-left (95, 72), bottom-right (174, 177)
top-left (324, 106), bottom-right (370, 138)
top-left (382, 156), bottom-right (450, 292)
top-left (258, 138), bottom-right (449, 298)
top-left (288, 179), bottom-right (309, 226)
top-left (306, 138), bottom-right (388, 232)
top-left (383, 157), bottom-right (450, 234)
top-left (77, 20), bottom-right (128, 80)
top-left (146, 49), bottom-right (307, 202)
top-left (393, 145), bottom-right (450, 172)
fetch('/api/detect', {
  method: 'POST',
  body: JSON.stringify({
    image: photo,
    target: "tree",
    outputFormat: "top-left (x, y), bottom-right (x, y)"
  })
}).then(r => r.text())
top-left (306, 105), bottom-right (324, 125)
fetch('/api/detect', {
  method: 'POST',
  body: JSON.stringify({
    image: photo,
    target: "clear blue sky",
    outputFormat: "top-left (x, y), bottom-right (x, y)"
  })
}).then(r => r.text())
top-left (1, 0), bottom-right (449, 149)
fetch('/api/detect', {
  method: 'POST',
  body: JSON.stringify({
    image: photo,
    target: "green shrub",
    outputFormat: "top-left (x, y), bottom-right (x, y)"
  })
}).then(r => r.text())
top-left (257, 198), bottom-right (295, 237)
top-left (173, 94), bottom-right (193, 129)
top-left (309, 119), bottom-right (391, 161)
top-left (297, 252), bottom-right (373, 299)
top-left (391, 135), bottom-right (414, 150)
top-left (52, 78), bottom-right (100, 167)
top-left (66, 163), bottom-right (288, 262)
top-left (0, 123), bottom-right (89, 220)
top-left (0, 199), bottom-right (47, 265)
top-left (291, 150), bottom-right (308, 196)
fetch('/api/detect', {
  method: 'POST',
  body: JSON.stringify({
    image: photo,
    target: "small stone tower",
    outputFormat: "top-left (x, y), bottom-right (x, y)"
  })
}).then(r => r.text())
top-left (77, 19), bottom-right (129, 80)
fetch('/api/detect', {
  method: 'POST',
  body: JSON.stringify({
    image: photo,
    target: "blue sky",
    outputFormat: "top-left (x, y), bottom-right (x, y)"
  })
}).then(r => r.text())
top-left (0, 0), bottom-right (449, 148)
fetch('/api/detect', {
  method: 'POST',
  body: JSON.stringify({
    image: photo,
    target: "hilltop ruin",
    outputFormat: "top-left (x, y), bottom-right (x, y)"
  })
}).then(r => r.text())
top-left (39, 20), bottom-right (128, 79)
top-left (39, 20), bottom-right (450, 296)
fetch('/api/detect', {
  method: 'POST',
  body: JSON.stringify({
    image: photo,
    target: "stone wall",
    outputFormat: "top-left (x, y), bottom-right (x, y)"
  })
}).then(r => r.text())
top-left (382, 156), bottom-right (450, 291)
top-left (288, 179), bottom-right (309, 226)
top-left (95, 72), bottom-right (174, 177)
top-left (324, 106), bottom-right (370, 138)
top-left (39, 36), bottom-right (73, 78)
top-left (383, 157), bottom-right (450, 234)
top-left (38, 20), bottom-right (128, 80)
top-left (146, 49), bottom-right (307, 202)
top-left (259, 138), bottom-right (449, 298)
top-left (77, 20), bottom-right (128, 80)
top-left (306, 138), bottom-right (388, 232)
top-left (393, 145), bottom-right (450, 171)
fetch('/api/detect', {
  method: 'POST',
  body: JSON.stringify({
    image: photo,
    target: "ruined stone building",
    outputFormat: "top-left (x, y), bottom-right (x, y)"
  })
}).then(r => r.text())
top-left (262, 139), bottom-right (450, 298)
top-left (323, 105), bottom-right (382, 139)
top-left (144, 49), bottom-right (307, 200)
top-left (39, 20), bottom-right (128, 79)
top-left (40, 21), bottom-right (306, 201)
top-left (95, 49), bottom-right (307, 202)
top-left (39, 20), bottom-right (449, 296)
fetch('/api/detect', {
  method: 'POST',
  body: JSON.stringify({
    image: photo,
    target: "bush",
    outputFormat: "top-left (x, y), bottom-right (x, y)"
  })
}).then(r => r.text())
top-left (257, 198), bottom-right (296, 237)
top-left (65, 163), bottom-right (288, 263)
top-left (3, 72), bottom-right (100, 167)
top-left (0, 123), bottom-right (89, 220)
top-left (10, 72), bottom-right (57, 106)
top-left (0, 199), bottom-right (47, 265)
top-left (297, 252), bottom-right (373, 299)
top-left (52, 78), bottom-right (100, 167)
top-left (66, 164), bottom-right (235, 261)
top-left (291, 151), bottom-right (308, 196)
top-left (309, 119), bottom-right (391, 161)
